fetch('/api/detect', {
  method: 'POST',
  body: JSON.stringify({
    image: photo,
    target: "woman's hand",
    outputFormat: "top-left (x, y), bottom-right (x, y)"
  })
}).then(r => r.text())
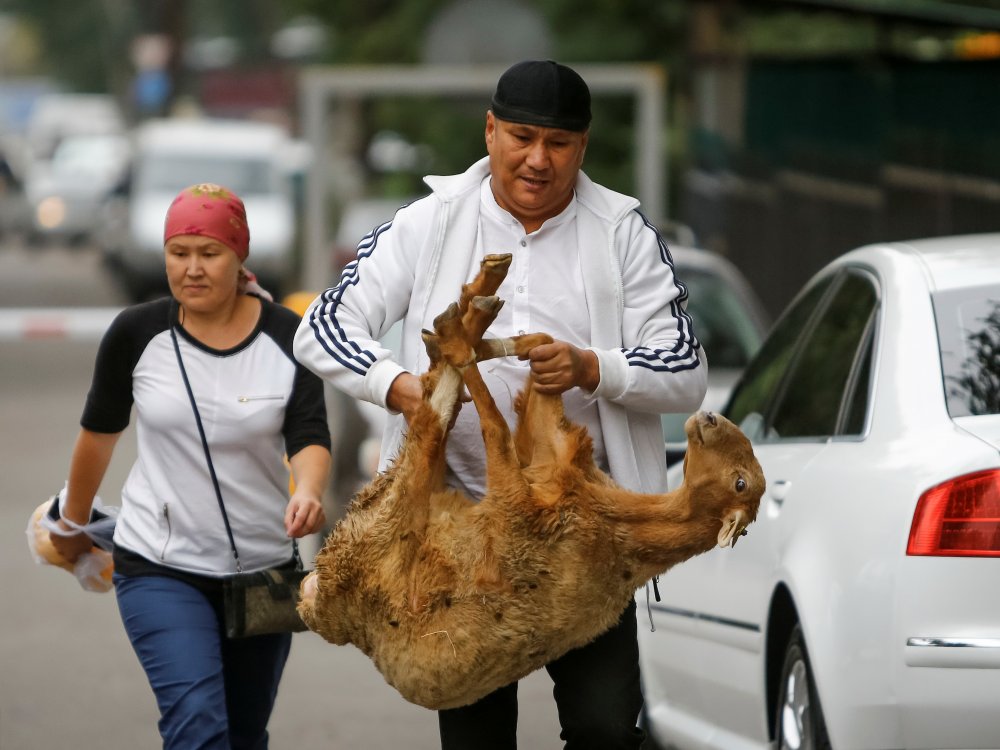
top-left (286, 444), bottom-right (332, 538)
top-left (53, 428), bottom-right (122, 563)
top-left (285, 492), bottom-right (326, 538)
top-left (49, 522), bottom-right (95, 564)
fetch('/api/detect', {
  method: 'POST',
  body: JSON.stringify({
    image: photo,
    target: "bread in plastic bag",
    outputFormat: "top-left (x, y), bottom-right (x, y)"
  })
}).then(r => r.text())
top-left (26, 484), bottom-right (118, 593)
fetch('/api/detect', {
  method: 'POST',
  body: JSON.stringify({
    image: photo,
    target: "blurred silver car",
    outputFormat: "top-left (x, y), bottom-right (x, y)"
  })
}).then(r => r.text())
top-left (24, 133), bottom-right (130, 245)
top-left (110, 118), bottom-right (299, 301)
top-left (330, 196), bottom-right (422, 272)
top-left (662, 246), bottom-right (770, 464)
top-left (639, 234), bottom-right (1000, 750)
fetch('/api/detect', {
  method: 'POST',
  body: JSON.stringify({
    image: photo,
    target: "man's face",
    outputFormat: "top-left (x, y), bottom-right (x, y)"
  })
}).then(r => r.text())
top-left (485, 112), bottom-right (588, 233)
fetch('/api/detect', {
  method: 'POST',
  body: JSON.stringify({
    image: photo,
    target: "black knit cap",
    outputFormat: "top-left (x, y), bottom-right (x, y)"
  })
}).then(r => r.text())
top-left (491, 60), bottom-right (591, 132)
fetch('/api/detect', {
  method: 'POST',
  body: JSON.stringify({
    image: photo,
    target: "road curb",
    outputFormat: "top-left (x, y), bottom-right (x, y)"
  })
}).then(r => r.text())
top-left (0, 308), bottom-right (121, 341)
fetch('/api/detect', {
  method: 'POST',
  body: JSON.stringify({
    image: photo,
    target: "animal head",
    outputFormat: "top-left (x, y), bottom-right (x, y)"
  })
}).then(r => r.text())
top-left (682, 411), bottom-right (764, 548)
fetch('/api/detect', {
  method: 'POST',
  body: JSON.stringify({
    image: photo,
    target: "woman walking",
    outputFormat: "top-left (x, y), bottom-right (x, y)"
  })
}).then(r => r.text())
top-left (51, 183), bottom-right (331, 749)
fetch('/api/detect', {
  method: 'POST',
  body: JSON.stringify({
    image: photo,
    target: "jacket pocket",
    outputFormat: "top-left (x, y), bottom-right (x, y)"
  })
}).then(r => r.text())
top-left (159, 503), bottom-right (172, 561)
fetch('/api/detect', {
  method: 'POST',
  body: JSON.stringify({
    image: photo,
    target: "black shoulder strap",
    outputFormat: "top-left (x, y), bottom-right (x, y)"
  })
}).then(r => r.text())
top-left (170, 324), bottom-right (243, 572)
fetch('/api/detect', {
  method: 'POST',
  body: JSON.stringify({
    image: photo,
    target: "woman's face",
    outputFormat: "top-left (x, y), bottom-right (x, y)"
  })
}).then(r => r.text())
top-left (165, 235), bottom-right (241, 313)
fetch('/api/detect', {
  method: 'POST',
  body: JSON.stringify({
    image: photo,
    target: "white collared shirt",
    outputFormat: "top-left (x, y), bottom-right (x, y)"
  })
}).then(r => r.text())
top-left (444, 177), bottom-right (608, 500)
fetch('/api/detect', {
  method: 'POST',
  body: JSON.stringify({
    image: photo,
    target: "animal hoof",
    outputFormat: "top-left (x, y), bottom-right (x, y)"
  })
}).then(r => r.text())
top-left (300, 571), bottom-right (319, 607)
top-left (472, 295), bottom-right (504, 316)
top-left (433, 302), bottom-right (461, 330)
top-left (482, 254), bottom-right (512, 272)
top-left (422, 330), bottom-right (442, 361)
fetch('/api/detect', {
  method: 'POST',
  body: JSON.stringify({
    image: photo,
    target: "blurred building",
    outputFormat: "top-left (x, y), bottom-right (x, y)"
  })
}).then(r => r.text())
top-left (679, 0), bottom-right (1000, 317)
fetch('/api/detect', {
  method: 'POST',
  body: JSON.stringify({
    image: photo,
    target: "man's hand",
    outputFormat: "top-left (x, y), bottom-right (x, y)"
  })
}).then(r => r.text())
top-left (388, 371), bottom-right (470, 426)
top-left (387, 372), bottom-right (425, 423)
top-left (522, 340), bottom-right (599, 394)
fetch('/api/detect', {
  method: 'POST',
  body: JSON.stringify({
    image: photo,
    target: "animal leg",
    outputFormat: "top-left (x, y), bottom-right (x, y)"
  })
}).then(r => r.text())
top-left (429, 293), bottom-right (526, 495)
top-left (378, 304), bottom-right (474, 555)
top-left (461, 355), bottom-right (526, 495)
top-left (419, 298), bottom-right (485, 431)
top-left (383, 378), bottom-right (453, 546)
top-left (468, 331), bottom-right (592, 472)
top-left (509, 371), bottom-right (599, 474)
top-left (458, 254), bottom-right (512, 312)
top-left (420, 285), bottom-right (511, 432)
top-left (474, 332), bottom-right (552, 363)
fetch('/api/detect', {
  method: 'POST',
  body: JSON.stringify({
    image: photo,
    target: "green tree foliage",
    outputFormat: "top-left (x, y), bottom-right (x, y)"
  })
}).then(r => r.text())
top-left (281, 0), bottom-right (688, 206)
top-left (289, 0), bottom-right (449, 62)
top-left (3, 0), bottom-right (123, 92)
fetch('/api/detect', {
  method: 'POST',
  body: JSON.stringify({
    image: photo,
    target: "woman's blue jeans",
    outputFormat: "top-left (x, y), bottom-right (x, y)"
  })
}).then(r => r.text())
top-left (114, 573), bottom-right (292, 750)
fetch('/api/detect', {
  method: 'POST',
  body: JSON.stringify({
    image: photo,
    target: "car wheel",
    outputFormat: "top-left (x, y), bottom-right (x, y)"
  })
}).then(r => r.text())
top-left (775, 625), bottom-right (831, 750)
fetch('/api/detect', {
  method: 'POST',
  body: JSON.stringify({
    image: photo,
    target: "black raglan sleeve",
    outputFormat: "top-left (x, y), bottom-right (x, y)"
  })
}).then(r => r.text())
top-left (80, 299), bottom-right (170, 433)
top-left (265, 301), bottom-right (332, 457)
top-left (283, 361), bottom-right (332, 458)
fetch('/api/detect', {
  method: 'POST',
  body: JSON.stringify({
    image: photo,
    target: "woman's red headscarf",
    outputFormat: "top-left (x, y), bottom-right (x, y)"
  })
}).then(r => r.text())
top-left (163, 183), bottom-right (250, 261)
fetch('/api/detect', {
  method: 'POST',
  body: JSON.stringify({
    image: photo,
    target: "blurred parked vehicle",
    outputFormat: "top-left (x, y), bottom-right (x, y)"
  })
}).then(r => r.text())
top-left (330, 196), bottom-right (423, 272)
top-left (662, 245), bottom-right (770, 464)
top-left (23, 133), bottom-right (130, 245)
top-left (639, 234), bottom-right (1000, 750)
top-left (0, 139), bottom-right (28, 239)
top-left (25, 93), bottom-right (124, 163)
top-left (105, 118), bottom-right (299, 302)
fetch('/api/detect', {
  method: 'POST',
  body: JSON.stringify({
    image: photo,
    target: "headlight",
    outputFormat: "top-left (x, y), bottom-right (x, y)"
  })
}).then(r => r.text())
top-left (36, 196), bottom-right (67, 229)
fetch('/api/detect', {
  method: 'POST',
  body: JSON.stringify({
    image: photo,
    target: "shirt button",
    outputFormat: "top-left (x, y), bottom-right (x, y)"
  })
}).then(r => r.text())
top-left (517, 286), bottom-right (525, 293)
top-left (518, 329), bottom-right (526, 335)
top-left (520, 240), bottom-right (527, 247)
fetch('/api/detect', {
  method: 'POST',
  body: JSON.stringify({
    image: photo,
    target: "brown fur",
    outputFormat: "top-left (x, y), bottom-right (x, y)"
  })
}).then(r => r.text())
top-left (299, 254), bottom-right (764, 710)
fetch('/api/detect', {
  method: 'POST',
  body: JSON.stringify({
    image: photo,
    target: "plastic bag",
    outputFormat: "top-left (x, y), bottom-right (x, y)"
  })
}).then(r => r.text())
top-left (26, 484), bottom-right (118, 593)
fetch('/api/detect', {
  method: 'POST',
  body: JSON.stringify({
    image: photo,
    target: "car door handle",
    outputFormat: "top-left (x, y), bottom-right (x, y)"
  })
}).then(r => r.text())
top-left (770, 479), bottom-right (791, 505)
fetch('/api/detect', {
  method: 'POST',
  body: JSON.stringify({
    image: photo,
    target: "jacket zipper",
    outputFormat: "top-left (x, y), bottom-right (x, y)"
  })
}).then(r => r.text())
top-left (159, 503), bottom-right (172, 561)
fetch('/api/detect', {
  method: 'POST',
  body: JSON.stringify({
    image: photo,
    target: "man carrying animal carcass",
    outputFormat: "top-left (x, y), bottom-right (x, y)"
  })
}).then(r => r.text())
top-left (294, 59), bottom-right (707, 750)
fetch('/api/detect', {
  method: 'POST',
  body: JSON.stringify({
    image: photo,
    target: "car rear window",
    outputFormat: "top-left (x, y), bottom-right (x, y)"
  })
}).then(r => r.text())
top-left (936, 285), bottom-right (1000, 417)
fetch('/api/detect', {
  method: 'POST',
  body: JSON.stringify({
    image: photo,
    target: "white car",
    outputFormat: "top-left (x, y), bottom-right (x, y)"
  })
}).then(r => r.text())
top-left (639, 234), bottom-right (1000, 750)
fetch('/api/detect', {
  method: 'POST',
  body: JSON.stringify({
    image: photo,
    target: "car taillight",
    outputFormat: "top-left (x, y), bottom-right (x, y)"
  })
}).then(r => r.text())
top-left (907, 470), bottom-right (1000, 557)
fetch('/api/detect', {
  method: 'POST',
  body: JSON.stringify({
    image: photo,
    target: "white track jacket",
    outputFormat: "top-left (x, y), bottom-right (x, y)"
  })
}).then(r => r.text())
top-left (294, 157), bottom-right (707, 494)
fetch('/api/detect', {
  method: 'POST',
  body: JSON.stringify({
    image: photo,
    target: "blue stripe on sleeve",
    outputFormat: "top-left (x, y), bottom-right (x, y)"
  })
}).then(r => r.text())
top-left (624, 211), bottom-right (702, 373)
top-left (305, 220), bottom-right (393, 375)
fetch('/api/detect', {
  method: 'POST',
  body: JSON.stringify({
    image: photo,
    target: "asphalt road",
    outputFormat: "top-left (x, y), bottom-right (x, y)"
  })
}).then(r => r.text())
top-left (0, 241), bottom-right (564, 749)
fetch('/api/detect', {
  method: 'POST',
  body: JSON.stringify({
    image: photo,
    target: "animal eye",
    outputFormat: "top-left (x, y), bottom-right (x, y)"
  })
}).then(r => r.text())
top-left (735, 477), bottom-right (747, 492)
